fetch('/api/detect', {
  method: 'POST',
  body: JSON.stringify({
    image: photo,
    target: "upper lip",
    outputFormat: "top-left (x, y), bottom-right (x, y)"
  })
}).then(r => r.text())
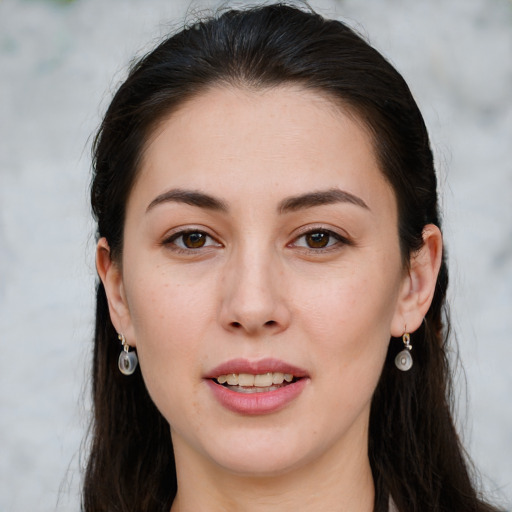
top-left (205, 358), bottom-right (309, 379)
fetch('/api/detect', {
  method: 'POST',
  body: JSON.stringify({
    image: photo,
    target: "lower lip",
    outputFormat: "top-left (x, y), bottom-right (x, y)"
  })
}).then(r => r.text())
top-left (205, 378), bottom-right (308, 415)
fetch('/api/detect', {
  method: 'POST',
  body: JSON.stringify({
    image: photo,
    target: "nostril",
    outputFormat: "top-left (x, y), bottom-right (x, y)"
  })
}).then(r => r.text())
top-left (229, 320), bottom-right (277, 330)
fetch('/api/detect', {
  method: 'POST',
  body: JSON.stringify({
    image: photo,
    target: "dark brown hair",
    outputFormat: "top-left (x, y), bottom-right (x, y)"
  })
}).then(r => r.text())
top-left (85, 3), bottom-right (499, 511)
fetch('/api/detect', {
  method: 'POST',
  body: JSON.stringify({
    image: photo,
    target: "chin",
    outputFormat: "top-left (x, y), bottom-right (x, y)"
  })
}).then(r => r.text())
top-left (198, 427), bottom-right (324, 478)
top-left (214, 450), bottom-right (308, 478)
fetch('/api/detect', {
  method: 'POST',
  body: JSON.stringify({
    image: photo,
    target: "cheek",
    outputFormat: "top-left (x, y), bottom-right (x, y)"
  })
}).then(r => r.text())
top-left (122, 268), bottom-right (215, 427)
top-left (294, 261), bottom-right (402, 365)
top-left (123, 264), bottom-right (216, 372)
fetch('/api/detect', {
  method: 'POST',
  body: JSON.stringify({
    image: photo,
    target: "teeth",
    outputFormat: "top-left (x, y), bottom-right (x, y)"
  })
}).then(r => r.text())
top-left (254, 372), bottom-right (273, 387)
top-left (226, 374), bottom-right (238, 385)
top-left (215, 372), bottom-right (296, 387)
top-left (238, 373), bottom-right (255, 386)
top-left (272, 372), bottom-right (284, 384)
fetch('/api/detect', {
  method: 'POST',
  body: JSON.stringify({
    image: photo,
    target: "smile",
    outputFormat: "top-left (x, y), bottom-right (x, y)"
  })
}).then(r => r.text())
top-left (215, 372), bottom-right (296, 393)
top-left (205, 359), bottom-right (308, 414)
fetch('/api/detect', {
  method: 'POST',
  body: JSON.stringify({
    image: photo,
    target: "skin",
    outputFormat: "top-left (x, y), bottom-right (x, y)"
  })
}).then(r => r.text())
top-left (97, 86), bottom-right (442, 512)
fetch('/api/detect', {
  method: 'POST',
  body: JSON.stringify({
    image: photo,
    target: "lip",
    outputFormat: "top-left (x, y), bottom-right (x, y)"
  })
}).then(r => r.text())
top-left (204, 358), bottom-right (309, 415)
top-left (205, 358), bottom-right (309, 379)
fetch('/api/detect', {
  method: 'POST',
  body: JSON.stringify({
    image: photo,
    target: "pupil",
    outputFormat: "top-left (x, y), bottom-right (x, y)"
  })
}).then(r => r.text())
top-left (184, 232), bottom-right (206, 248)
top-left (307, 232), bottom-right (329, 248)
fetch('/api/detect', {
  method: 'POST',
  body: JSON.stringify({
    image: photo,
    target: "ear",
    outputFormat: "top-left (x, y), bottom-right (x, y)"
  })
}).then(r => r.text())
top-left (96, 237), bottom-right (135, 344)
top-left (391, 224), bottom-right (443, 336)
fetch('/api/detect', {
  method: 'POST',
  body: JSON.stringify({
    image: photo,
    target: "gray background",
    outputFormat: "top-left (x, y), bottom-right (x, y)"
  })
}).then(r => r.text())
top-left (0, 0), bottom-right (511, 510)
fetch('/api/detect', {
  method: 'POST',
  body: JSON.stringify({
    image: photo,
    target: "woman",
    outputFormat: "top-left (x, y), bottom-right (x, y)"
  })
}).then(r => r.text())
top-left (84, 3), bottom-right (500, 511)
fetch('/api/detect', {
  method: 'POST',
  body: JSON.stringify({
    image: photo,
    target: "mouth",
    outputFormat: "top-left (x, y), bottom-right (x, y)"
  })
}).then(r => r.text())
top-left (205, 358), bottom-right (308, 414)
top-left (213, 372), bottom-right (300, 394)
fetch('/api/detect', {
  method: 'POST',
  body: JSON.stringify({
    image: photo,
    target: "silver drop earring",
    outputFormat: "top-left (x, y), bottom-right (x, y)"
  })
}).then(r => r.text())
top-left (395, 332), bottom-right (413, 371)
top-left (118, 334), bottom-right (138, 376)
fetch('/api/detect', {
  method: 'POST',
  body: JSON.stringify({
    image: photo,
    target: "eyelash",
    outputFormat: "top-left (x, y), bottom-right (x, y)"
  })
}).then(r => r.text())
top-left (290, 228), bottom-right (350, 252)
top-left (162, 227), bottom-right (350, 255)
top-left (163, 229), bottom-right (221, 253)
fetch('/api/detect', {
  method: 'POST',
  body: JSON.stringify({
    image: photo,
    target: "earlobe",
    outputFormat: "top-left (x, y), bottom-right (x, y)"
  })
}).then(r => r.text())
top-left (391, 224), bottom-right (443, 336)
top-left (96, 238), bottom-right (134, 341)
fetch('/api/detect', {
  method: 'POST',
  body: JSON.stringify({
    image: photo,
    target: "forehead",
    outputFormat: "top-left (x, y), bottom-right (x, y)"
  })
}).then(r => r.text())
top-left (130, 85), bottom-right (394, 215)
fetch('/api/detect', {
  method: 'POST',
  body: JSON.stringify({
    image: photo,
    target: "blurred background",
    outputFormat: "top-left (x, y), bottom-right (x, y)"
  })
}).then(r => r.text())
top-left (0, 0), bottom-right (511, 510)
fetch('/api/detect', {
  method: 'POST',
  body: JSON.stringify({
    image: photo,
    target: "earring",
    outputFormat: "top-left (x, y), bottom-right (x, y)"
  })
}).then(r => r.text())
top-left (395, 332), bottom-right (413, 371)
top-left (118, 334), bottom-right (138, 376)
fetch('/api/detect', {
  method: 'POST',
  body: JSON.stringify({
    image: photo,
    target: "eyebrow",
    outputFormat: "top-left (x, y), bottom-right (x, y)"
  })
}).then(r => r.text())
top-left (146, 187), bottom-right (369, 214)
top-left (146, 188), bottom-right (228, 213)
top-left (278, 188), bottom-right (369, 213)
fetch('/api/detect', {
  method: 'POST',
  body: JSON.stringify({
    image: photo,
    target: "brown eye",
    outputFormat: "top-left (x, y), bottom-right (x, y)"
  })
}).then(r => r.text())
top-left (292, 229), bottom-right (347, 251)
top-left (305, 232), bottom-right (330, 248)
top-left (182, 232), bottom-right (207, 248)
top-left (166, 230), bottom-right (221, 251)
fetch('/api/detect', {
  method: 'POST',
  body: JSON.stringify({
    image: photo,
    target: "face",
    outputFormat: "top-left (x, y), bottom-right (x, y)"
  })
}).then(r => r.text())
top-left (102, 86), bottom-right (414, 477)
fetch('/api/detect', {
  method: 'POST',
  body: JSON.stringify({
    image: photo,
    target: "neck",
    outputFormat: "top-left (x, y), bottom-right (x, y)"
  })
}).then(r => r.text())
top-left (170, 430), bottom-right (375, 512)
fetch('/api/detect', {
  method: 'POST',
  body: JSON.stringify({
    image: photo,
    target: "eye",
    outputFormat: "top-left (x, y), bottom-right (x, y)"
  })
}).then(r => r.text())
top-left (292, 229), bottom-right (346, 250)
top-left (165, 230), bottom-right (221, 250)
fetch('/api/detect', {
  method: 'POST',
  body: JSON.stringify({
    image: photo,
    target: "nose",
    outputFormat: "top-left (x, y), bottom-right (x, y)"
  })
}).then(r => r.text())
top-left (219, 247), bottom-right (291, 336)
